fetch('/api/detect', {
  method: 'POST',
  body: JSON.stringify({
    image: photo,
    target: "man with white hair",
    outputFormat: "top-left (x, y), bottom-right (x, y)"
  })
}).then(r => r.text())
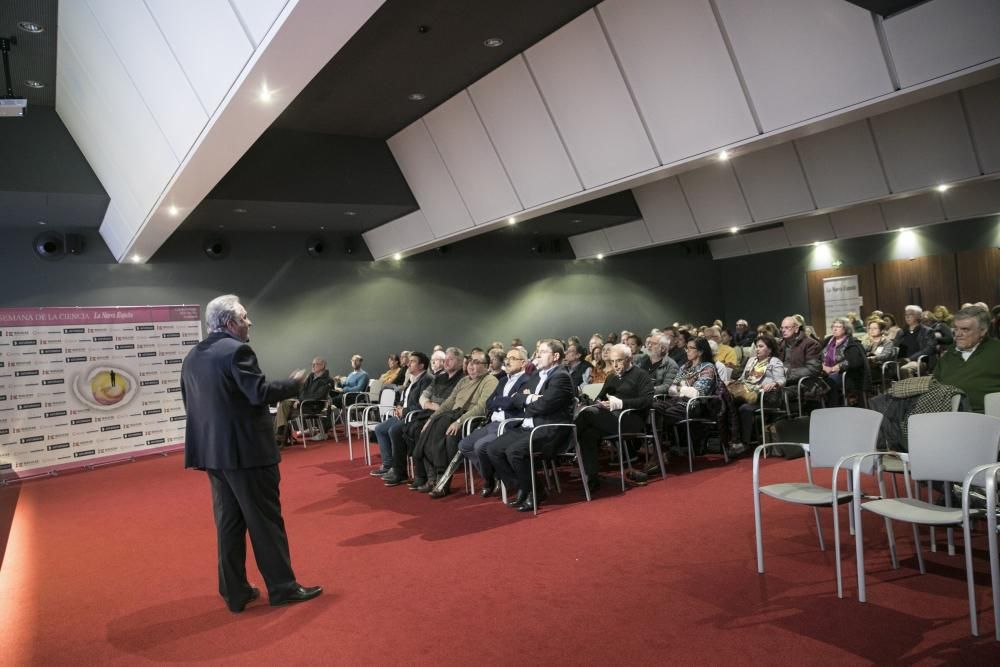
top-left (893, 305), bottom-right (937, 379)
top-left (273, 357), bottom-right (332, 447)
top-left (933, 305), bottom-right (1000, 413)
top-left (181, 294), bottom-right (321, 611)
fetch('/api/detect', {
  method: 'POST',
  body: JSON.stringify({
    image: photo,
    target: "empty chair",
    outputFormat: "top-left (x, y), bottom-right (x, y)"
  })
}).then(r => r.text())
top-left (961, 461), bottom-right (1000, 640)
top-left (985, 392), bottom-right (1000, 419)
top-left (846, 412), bottom-right (1000, 638)
top-left (753, 407), bottom-right (884, 575)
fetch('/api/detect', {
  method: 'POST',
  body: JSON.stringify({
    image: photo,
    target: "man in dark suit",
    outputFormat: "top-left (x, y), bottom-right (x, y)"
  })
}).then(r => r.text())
top-left (272, 356), bottom-right (332, 446)
top-left (483, 339), bottom-right (575, 512)
top-left (371, 351), bottom-right (433, 479)
top-left (181, 294), bottom-right (322, 613)
top-left (457, 346), bottom-right (532, 495)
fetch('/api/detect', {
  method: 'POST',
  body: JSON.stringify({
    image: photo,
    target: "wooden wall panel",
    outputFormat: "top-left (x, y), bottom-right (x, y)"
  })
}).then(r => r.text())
top-left (807, 264), bottom-right (877, 336)
top-left (874, 254), bottom-right (959, 319)
top-left (956, 247), bottom-right (1000, 307)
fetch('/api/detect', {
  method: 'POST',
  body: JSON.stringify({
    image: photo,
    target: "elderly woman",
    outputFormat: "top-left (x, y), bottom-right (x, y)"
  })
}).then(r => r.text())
top-left (863, 319), bottom-right (897, 364)
top-left (378, 353), bottom-right (405, 388)
top-left (589, 342), bottom-right (613, 385)
top-left (821, 317), bottom-right (867, 405)
top-left (657, 337), bottom-right (719, 427)
top-left (729, 335), bottom-right (785, 448)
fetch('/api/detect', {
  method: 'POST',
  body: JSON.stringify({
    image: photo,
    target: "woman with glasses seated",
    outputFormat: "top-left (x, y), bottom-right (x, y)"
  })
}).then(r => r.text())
top-left (820, 317), bottom-right (867, 405)
top-left (729, 335), bottom-right (785, 450)
top-left (655, 338), bottom-right (720, 450)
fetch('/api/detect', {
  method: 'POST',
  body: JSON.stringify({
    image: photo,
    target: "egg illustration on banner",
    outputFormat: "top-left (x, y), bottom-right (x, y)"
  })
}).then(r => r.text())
top-left (73, 366), bottom-right (139, 411)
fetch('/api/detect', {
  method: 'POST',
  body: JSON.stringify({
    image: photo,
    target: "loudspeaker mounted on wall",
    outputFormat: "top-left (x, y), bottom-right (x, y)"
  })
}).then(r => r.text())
top-left (33, 231), bottom-right (66, 260)
top-left (64, 233), bottom-right (85, 255)
top-left (343, 236), bottom-right (356, 255)
top-left (306, 238), bottom-right (325, 257)
top-left (203, 237), bottom-right (229, 260)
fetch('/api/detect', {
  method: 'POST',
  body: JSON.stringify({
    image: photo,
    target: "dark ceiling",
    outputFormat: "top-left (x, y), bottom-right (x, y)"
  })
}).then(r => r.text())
top-left (0, 0), bottom-right (56, 107)
top-left (843, 1), bottom-right (928, 16)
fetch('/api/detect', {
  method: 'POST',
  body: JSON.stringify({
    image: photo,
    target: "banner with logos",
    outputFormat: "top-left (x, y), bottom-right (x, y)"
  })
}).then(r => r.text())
top-left (822, 275), bottom-right (862, 335)
top-left (0, 306), bottom-right (201, 481)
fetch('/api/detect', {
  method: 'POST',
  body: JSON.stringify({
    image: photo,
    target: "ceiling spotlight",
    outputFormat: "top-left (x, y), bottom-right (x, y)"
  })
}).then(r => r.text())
top-left (271, 225), bottom-right (277, 230)
top-left (259, 85), bottom-right (272, 102)
top-left (320, 226), bottom-right (326, 231)
top-left (898, 226), bottom-right (908, 233)
top-left (24, 80), bottom-right (45, 89)
top-left (570, 218), bottom-right (581, 224)
top-left (18, 21), bottom-right (44, 33)
top-left (167, 205), bottom-right (178, 216)
top-left (812, 241), bottom-right (821, 247)
top-left (936, 184), bottom-right (950, 192)
top-left (37, 220), bottom-right (46, 225)
top-left (408, 92), bottom-right (426, 101)
top-left (131, 254), bottom-right (142, 263)
top-left (218, 225), bottom-right (224, 229)
top-left (718, 150), bottom-right (730, 160)
top-left (729, 226), bottom-right (739, 234)
top-left (507, 217), bottom-right (516, 225)
top-left (483, 37), bottom-right (504, 48)
top-left (393, 252), bottom-right (402, 261)
top-left (344, 211), bottom-right (357, 216)
top-left (596, 253), bottom-right (604, 260)
top-left (232, 208), bottom-right (247, 214)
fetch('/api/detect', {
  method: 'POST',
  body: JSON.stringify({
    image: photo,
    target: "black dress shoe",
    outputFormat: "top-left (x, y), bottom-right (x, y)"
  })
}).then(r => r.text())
top-left (407, 478), bottom-right (427, 491)
top-left (383, 471), bottom-right (409, 486)
top-left (516, 492), bottom-right (539, 512)
top-left (269, 584), bottom-right (323, 606)
top-left (429, 485), bottom-right (450, 499)
top-left (480, 479), bottom-right (499, 498)
top-left (369, 466), bottom-right (391, 477)
top-left (228, 586), bottom-right (260, 613)
top-left (416, 479), bottom-right (435, 493)
top-left (583, 476), bottom-right (602, 496)
top-left (507, 489), bottom-right (528, 507)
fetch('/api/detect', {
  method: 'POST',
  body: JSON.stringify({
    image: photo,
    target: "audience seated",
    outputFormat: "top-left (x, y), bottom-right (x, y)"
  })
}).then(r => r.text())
top-left (933, 305), bottom-right (1000, 413)
top-left (371, 352), bottom-right (433, 478)
top-left (646, 335), bottom-right (679, 395)
top-left (589, 342), bottom-right (611, 385)
top-left (655, 337), bottom-right (719, 448)
top-left (483, 339), bottom-right (575, 512)
top-left (819, 317), bottom-right (868, 405)
top-left (778, 315), bottom-right (822, 403)
top-left (729, 335), bottom-right (785, 449)
top-left (378, 353), bottom-right (405, 388)
top-left (894, 305), bottom-right (937, 378)
top-left (273, 357), bottom-right (332, 446)
top-left (565, 342), bottom-right (593, 390)
top-left (332, 354), bottom-right (369, 408)
top-left (705, 326), bottom-right (738, 370)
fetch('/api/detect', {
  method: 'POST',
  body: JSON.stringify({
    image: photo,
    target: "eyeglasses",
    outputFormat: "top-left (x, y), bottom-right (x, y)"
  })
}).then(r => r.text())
top-left (468, 359), bottom-right (486, 365)
top-left (505, 356), bottom-right (523, 361)
top-left (686, 346), bottom-right (698, 351)
top-left (608, 358), bottom-right (626, 364)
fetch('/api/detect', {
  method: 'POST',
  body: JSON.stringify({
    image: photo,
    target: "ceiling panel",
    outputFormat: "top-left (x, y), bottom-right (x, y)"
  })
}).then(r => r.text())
top-left (962, 78), bottom-right (1000, 175)
top-left (713, 0), bottom-right (892, 132)
top-left (783, 214), bottom-right (836, 247)
top-left (677, 162), bottom-right (752, 233)
top-left (879, 192), bottom-right (945, 229)
top-left (870, 93), bottom-right (980, 193)
top-left (795, 119), bottom-right (890, 208)
top-left (467, 55), bottom-right (581, 210)
top-left (731, 142), bottom-right (814, 221)
top-left (524, 10), bottom-right (658, 188)
top-left (230, 0), bottom-right (290, 46)
top-left (362, 209), bottom-right (434, 259)
top-left (423, 90), bottom-right (521, 225)
top-left (568, 229), bottom-right (611, 259)
top-left (632, 177), bottom-right (699, 244)
top-left (941, 179), bottom-right (1000, 220)
top-left (387, 119), bottom-right (474, 238)
top-left (883, 0), bottom-right (1000, 88)
top-left (744, 226), bottom-right (790, 253)
top-left (605, 219), bottom-right (652, 253)
top-left (830, 203), bottom-right (886, 238)
top-left (597, 0), bottom-right (756, 164)
top-left (708, 234), bottom-right (750, 259)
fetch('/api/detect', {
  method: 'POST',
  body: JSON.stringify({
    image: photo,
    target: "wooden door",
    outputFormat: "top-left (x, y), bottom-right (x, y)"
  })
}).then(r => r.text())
top-left (956, 247), bottom-right (1000, 307)
top-left (874, 254), bottom-right (959, 319)
top-left (807, 264), bottom-right (877, 335)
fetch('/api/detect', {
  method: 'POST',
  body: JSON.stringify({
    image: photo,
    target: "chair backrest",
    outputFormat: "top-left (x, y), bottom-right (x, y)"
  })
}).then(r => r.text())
top-left (581, 383), bottom-right (603, 400)
top-left (378, 387), bottom-right (396, 408)
top-left (985, 392), bottom-right (1000, 419)
top-left (907, 412), bottom-right (1000, 482)
top-left (806, 407), bottom-right (884, 469)
top-left (367, 379), bottom-right (384, 401)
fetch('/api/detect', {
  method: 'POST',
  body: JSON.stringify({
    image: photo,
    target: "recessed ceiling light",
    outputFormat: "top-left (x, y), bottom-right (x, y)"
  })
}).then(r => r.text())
top-left (507, 217), bottom-right (516, 225)
top-left (936, 184), bottom-right (950, 192)
top-left (393, 252), bottom-right (402, 261)
top-left (596, 253), bottom-right (604, 260)
top-left (344, 211), bottom-right (357, 216)
top-left (483, 37), bottom-right (504, 48)
top-left (259, 85), bottom-right (272, 102)
top-left (37, 220), bottom-right (46, 225)
top-left (167, 205), bottom-right (178, 216)
top-left (131, 254), bottom-right (142, 263)
top-left (718, 150), bottom-right (730, 160)
top-left (18, 21), bottom-right (44, 33)
top-left (320, 226), bottom-right (326, 231)
top-left (232, 208), bottom-right (247, 214)
top-left (218, 225), bottom-right (225, 229)
top-left (24, 80), bottom-right (44, 89)
top-left (408, 93), bottom-right (425, 101)
top-left (570, 218), bottom-right (582, 224)
top-left (271, 225), bottom-right (277, 230)
top-left (898, 227), bottom-right (908, 233)
top-left (729, 226), bottom-right (739, 234)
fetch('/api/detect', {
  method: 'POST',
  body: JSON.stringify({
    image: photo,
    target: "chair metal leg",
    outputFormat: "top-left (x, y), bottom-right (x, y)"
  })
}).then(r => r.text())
top-left (987, 472), bottom-right (1000, 641)
top-left (912, 521), bottom-right (926, 574)
top-left (813, 508), bottom-right (826, 551)
top-left (855, 496), bottom-right (868, 602)
top-left (927, 481), bottom-right (937, 553)
top-left (617, 437), bottom-right (626, 492)
top-left (576, 436), bottom-right (591, 502)
top-left (685, 422), bottom-right (694, 474)
top-left (651, 418), bottom-right (667, 481)
top-left (847, 473), bottom-right (856, 536)
top-left (944, 486), bottom-right (956, 556)
top-left (529, 440), bottom-right (538, 516)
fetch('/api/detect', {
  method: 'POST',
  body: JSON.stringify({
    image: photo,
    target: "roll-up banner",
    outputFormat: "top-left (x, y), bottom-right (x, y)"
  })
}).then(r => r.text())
top-left (0, 306), bottom-right (201, 481)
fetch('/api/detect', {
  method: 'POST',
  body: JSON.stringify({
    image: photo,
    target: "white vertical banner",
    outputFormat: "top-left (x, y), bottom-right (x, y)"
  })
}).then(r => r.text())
top-left (0, 305), bottom-right (201, 481)
top-left (822, 275), bottom-right (861, 335)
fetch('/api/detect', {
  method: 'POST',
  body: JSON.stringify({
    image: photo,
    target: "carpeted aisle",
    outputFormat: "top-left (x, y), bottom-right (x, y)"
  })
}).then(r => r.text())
top-left (0, 441), bottom-right (998, 665)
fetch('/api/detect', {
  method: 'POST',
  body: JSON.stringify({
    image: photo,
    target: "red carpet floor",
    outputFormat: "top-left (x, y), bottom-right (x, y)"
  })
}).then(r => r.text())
top-left (1, 440), bottom-right (999, 665)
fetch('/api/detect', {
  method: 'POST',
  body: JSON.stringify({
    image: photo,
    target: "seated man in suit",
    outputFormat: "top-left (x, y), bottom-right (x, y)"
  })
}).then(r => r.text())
top-left (331, 354), bottom-right (368, 408)
top-left (413, 349), bottom-right (498, 497)
top-left (369, 351), bottom-right (432, 477)
top-left (458, 347), bottom-right (531, 495)
top-left (574, 344), bottom-right (653, 494)
top-left (273, 357), bottom-right (332, 446)
top-left (564, 342), bottom-right (593, 391)
top-left (483, 339), bottom-right (575, 513)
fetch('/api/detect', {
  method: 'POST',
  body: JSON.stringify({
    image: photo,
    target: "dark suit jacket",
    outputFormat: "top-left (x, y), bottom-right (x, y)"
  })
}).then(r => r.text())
top-left (400, 371), bottom-right (433, 415)
top-left (485, 371), bottom-right (532, 419)
top-left (567, 360), bottom-right (593, 389)
top-left (510, 368), bottom-right (576, 455)
top-left (300, 370), bottom-right (332, 402)
top-left (181, 331), bottom-right (300, 470)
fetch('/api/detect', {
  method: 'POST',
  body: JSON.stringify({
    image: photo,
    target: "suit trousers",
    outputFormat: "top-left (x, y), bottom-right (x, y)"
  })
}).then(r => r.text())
top-left (208, 465), bottom-right (297, 604)
top-left (458, 421), bottom-right (502, 473)
top-left (483, 427), bottom-right (535, 491)
top-left (575, 408), bottom-right (644, 477)
top-left (396, 414), bottom-right (430, 478)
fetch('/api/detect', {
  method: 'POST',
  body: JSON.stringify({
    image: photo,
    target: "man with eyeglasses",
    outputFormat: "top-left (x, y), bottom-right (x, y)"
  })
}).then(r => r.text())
top-left (272, 357), bottom-right (332, 447)
top-left (574, 343), bottom-right (653, 494)
top-left (458, 348), bottom-right (533, 496)
top-left (411, 349), bottom-right (498, 497)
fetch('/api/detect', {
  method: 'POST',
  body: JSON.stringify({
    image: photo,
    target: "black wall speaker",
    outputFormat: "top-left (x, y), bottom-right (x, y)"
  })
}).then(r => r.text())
top-left (306, 238), bottom-right (325, 257)
top-left (203, 237), bottom-right (229, 260)
top-left (64, 233), bottom-right (85, 255)
top-left (343, 236), bottom-right (356, 255)
top-left (33, 231), bottom-right (66, 260)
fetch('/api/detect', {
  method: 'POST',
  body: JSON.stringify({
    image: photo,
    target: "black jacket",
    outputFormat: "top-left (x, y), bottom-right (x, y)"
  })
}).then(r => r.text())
top-left (509, 367), bottom-right (576, 455)
top-left (485, 371), bottom-right (533, 419)
top-left (400, 371), bottom-right (433, 416)
top-left (597, 365), bottom-right (654, 412)
top-left (300, 370), bottom-right (332, 402)
top-left (181, 331), bottom-right (300, 470)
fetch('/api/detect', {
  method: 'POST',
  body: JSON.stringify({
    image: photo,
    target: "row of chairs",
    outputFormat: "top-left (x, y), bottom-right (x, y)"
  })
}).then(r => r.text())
top-left (753, 395), bottom-right (1000, 640)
